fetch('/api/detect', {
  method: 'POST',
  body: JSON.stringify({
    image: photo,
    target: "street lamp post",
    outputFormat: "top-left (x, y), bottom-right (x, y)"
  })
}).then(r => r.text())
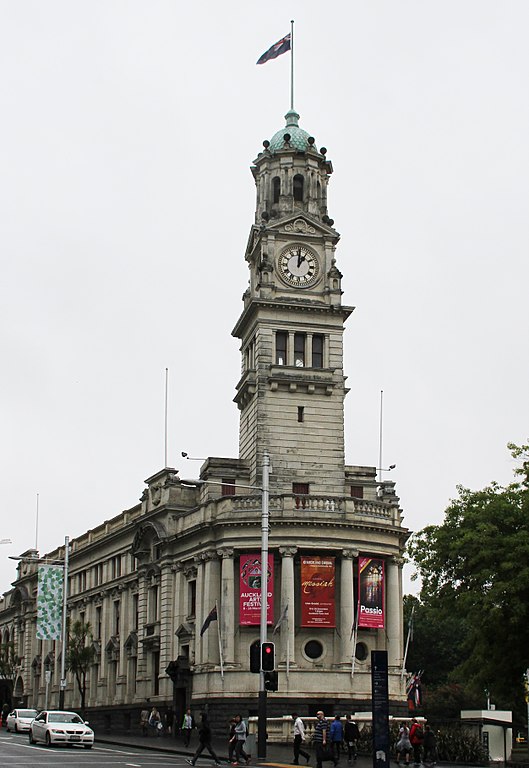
top-left (59, 536), bottom-right (69, 710)
top-left (257, 451), bottom-right (270, 760)
top-left (181, 450), bottom-right (272, 759)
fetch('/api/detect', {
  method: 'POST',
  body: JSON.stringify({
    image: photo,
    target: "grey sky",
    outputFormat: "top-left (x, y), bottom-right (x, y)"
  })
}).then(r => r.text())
top-left (1, 1), bottom-right (528, 595)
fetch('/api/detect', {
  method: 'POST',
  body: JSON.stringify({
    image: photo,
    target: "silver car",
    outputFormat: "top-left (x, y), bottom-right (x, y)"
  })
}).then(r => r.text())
top-left (6, 708), bottom-right (38, 732)
top-left (28, 710), bottom-right (94, 748)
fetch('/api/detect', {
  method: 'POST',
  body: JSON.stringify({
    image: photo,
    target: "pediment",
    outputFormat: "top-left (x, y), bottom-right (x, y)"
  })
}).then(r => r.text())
top-left (175, 622), bottom-right (194, 639)
top-left (271, 213), bottom-right (338, 239)
top-left (124, 631), bottom-right (137, 651)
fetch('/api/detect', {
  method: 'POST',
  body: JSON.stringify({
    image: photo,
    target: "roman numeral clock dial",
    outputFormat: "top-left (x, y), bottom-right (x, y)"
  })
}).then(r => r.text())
top-left (278, 244), bottom-right (319, 287)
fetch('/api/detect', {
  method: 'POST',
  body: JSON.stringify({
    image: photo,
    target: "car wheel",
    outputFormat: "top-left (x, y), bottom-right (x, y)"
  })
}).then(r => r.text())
top-left (45, 732), bottom-right (52, 747)
top-left (29, 730), bottom-right (36, 744)
top-left (14, 724), bottom-right (18, 733)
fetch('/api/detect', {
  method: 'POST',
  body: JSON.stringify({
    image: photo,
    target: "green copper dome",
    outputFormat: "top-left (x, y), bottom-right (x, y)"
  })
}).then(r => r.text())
top-left (269, 110), bottom-right (313, 153)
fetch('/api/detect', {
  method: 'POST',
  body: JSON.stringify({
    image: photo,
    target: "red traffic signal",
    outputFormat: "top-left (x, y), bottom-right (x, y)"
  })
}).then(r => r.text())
top-left (261, 641), bottom-right (275, 671)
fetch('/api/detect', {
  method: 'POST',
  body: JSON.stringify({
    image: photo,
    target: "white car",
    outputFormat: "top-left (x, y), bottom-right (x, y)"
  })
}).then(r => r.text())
top-left (28, 710), bottom-right (94, 748)
top-left (6, 708), bottom-right (38, 732)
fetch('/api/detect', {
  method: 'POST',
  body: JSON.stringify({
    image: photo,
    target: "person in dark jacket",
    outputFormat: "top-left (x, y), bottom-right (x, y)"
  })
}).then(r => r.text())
top-left (343, 715), bottom-right (360, 763)
top-left (422, 725), bottom-right (437, 766)
top-left (186, 713), bottom-right (221, 766)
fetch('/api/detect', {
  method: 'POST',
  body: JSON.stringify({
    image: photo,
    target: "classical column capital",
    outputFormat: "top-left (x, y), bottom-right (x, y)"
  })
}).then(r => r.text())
top-left (217, 547), bottom-right (234, 559)
top-left (279, 546), bottom-right (298, 558)
top-left (342, 548), bottom-right (359, 559)
top-left (184, 564), bottom-right (198, 580)
top-left (389, 555), bottom-right (405, 567)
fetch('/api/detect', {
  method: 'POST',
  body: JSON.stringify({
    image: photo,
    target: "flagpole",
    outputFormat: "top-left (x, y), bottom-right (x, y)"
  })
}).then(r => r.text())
top-left (401, 604), bottom-right (414, 681)
top-left (164, 368), bottom-right (169, 467)
top-left (351, 597), bottom-right (360, 678)
top-left (216, 600), bottom-right (224, 678)
top-left (290, 19), bottom-right (294, 110)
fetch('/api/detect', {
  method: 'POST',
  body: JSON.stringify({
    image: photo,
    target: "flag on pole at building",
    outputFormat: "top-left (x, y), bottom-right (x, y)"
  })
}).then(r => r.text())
top-left (36, 565), bottom-right (64, 640)
top-left (200, 605), bottom-right (218, 636)
top-left (273, 603), bottom-right (288, 635)
top-left (406, 671), bottom-right (423, 711)
top-left (256, 33), bottom-right (291, 65)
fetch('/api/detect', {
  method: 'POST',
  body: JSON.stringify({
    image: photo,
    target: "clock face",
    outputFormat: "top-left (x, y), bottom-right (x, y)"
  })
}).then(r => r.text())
top-left (278, 245), bottom-right (319, 287)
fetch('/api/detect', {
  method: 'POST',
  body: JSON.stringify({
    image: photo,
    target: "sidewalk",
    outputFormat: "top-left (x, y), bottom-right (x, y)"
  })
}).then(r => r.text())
top-left (95, 730), bottom-right (373, 768)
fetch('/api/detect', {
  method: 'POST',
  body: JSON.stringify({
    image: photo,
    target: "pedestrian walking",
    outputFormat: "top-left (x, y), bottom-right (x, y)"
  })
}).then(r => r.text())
top-left (422, 725), bottom-right (437, 767)
top-left (182, 708), bottom-right (195, 747)
top-left (343, 715), bottom-right (360, 764)
top-left (234, 714), bottom-right (251, 765)
top-left (291, 713), bottom-right (310, 765)
top-left (409, 719), bottom-right (424, 766)
top-left (149, 706), bottom-right (162, 736)
top-left (186, 713), bottom-right (221, 766)
top-left (313, 710), bottom-right (333, 768)
top-left (396, 723), bottom-right (412, 766)
top-left (329, 716), bottom-right (343, 763)
top-left (140, 706), bottom-right (149, 737)
top-left (228, 717), bottom-right (237, 763)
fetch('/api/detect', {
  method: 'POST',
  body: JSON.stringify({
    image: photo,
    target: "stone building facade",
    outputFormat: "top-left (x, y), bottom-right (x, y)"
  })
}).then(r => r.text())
top-left (0, 108), bottom-right (409, 731)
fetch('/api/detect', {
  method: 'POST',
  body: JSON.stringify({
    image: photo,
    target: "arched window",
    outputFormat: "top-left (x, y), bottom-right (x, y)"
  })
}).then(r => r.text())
top-left (293, 174), bottom-right (304, 202)
top-left (272, 176), bottom-right (280, 204)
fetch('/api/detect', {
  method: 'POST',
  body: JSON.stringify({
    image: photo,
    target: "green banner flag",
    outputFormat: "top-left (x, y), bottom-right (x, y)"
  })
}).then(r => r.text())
top-left (36, 565), bottom-right (63, 640)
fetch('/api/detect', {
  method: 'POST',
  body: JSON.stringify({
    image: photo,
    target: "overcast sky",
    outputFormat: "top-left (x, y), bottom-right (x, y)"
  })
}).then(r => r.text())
top-left (1, 1), bottom-right (528, 596)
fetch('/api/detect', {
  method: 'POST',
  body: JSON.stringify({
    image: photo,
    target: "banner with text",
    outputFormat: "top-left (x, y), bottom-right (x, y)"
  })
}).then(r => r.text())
top-left (300, 556), bottom-right (336, 627)
top-left (358, 557), bottom-right (385, 628)
top-left (239, 554), bottom-right (274, 625)
top-left (36, 565), bottom-right (64, 640)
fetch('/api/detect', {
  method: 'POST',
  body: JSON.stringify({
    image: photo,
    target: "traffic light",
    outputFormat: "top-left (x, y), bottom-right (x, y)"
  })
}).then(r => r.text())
top-left (264, 670), bottom-right (278, 691)
top-left (261, 641), bottom-right (275, 671)
top-left (250, 640), bottom-right (261, 674)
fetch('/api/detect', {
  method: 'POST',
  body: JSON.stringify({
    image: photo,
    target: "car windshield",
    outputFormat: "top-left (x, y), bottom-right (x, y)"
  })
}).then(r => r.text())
top-left (18, 710), bottom-right (38, 718)
top-left (48, 713), bottom-right (83, 724)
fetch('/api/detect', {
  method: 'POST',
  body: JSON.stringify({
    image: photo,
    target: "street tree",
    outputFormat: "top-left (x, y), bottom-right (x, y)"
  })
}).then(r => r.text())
top-left (66, 619), bottom-right (96, 711)
top-left (408, 441), bottom-right (529, 716)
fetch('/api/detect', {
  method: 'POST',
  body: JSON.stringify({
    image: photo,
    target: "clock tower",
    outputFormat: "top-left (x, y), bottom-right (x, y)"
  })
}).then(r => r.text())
top-left (233, 109), bottom-right (354, 495)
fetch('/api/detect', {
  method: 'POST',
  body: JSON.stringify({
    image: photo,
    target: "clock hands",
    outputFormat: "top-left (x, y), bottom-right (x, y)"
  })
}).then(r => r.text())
top-left (296, 247), bottom-right (305, 269)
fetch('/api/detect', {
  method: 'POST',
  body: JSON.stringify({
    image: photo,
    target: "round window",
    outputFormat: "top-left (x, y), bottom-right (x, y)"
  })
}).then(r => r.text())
top-left (304, 640), bottom-right (324, 660)
top-left (355, 642), bottom-right (368, 661)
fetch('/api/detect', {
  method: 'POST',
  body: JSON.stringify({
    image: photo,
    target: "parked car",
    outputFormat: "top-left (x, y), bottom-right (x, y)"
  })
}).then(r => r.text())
top-left (28, 710), bottom-right (94, 748)
top-left (6, 709), bottom-right (38, 732)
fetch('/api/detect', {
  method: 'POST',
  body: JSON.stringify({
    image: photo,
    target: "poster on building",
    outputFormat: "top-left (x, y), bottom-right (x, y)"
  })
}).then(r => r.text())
top-left (300, 556), bottom-right (336, 627)
top-left (36, 565), bottom-right (64, 640)
top-left (358, 557), bottom-right (385, 629)
top-left (239, 554), bottom-right (274, 625)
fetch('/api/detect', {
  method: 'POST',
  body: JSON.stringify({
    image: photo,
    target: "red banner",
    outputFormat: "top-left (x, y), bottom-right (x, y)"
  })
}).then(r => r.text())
top-left (300, 556), bottom-right (336, 627)
top-left (239, 554), bottom-right (274, 626)
top-left (358, 557), bottom-right (385, 628)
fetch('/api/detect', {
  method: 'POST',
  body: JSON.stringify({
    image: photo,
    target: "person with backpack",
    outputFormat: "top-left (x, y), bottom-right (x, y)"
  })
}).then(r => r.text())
top-left (343, 715), bottom-right (360, 764)
top-left (409, 719), bottom-right (424, 766)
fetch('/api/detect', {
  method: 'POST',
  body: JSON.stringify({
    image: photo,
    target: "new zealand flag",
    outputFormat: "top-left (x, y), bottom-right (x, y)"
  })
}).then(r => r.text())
top-left (256, 33), bottom-right (291, 65)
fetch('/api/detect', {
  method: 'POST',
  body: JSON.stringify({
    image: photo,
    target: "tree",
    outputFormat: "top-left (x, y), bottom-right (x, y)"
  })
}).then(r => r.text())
top-left (407, 442), bottom-right (529, 718)
top-left (66, 620), bottom-right (96, 711)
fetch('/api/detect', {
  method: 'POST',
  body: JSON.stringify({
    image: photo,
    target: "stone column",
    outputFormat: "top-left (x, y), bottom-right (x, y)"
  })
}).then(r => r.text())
top-left (386, 556), bottom-right (404, 671)
top-left (193, 558), bottom-right (204, 666)
top-left (340, 549), bottom-right (357, 665)
top-left (159, 561), bottom-right (175, 684)
top-left (201, 551), bottom-right (221, 666)
top-left (218, 548), bottom-right (235, 664)
top-left (279, 546), bottom-right (297, 667)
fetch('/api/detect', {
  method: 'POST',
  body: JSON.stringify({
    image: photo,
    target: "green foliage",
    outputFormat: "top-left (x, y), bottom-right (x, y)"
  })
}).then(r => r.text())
top-left (66, 619), bottom-right (96, 710)
top-left (407, 441), bottom-right (529, 720)
top-left (358, 723), bottom-right (488, 764)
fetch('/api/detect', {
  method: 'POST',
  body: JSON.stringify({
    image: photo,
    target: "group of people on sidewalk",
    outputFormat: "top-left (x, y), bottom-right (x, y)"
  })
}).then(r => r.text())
top-left (304, 711), bottom-right (361, 768)
top-left (396, 718), bottom-right (437, 767)
top-left (185, 712), bottom-right (251, 767)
